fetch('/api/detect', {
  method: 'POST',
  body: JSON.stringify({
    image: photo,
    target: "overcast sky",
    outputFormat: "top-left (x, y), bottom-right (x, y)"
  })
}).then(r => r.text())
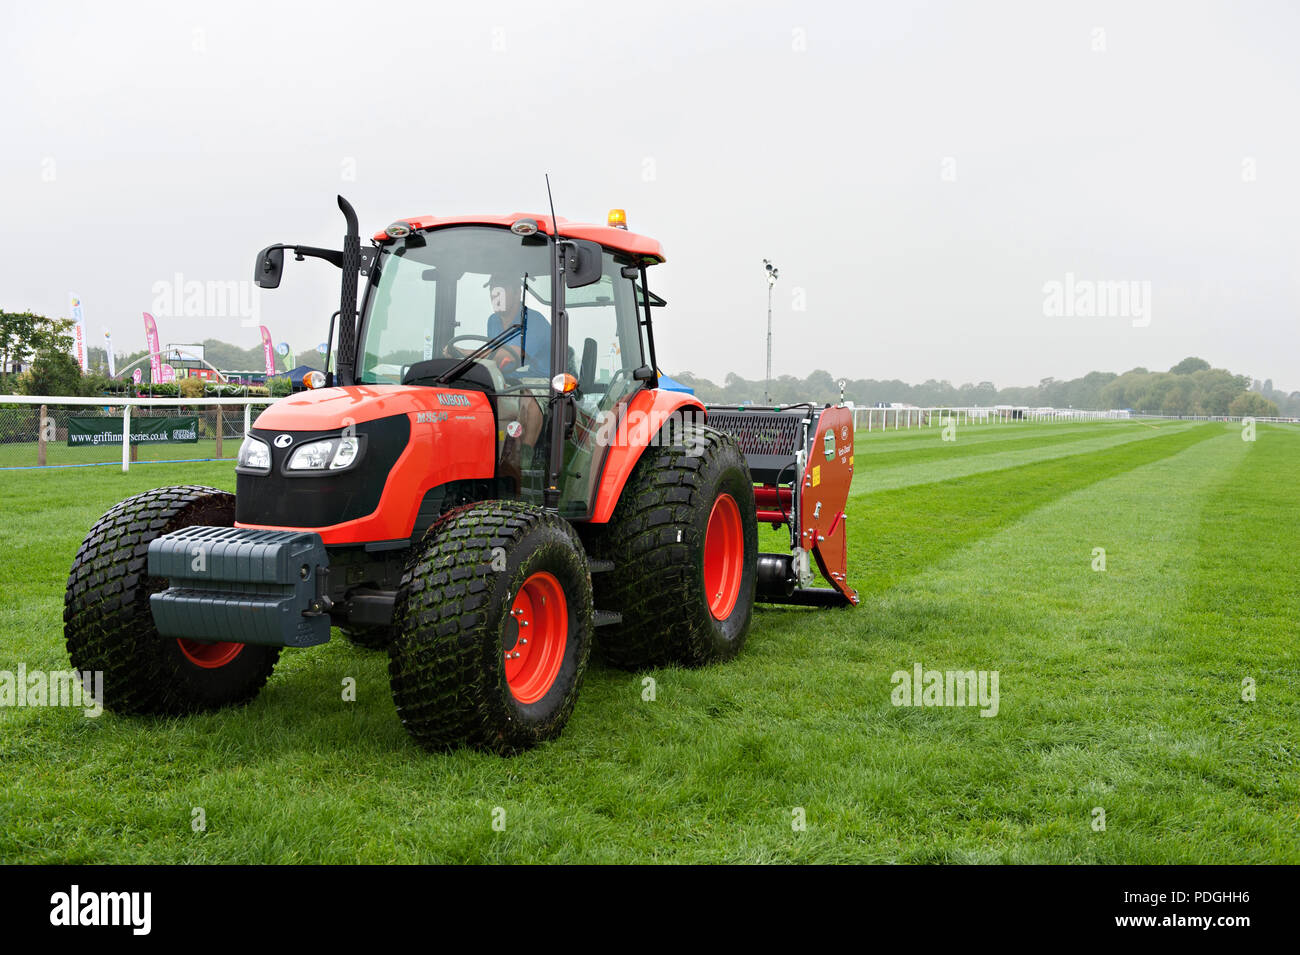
top-left (3, 0), bottom-right (1297, 391)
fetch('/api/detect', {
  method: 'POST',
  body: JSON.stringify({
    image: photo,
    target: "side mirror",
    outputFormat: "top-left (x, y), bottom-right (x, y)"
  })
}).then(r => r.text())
top-left (561, 239), bottom-right (603, 289)
top-left (254, 246), bottom-right (284, 289)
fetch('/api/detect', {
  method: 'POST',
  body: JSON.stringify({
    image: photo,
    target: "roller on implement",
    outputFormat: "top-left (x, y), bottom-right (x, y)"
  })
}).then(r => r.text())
top-left (62, 197), bottom-right (856, 754)
top-left (706, 404), bottom-right (859, 608)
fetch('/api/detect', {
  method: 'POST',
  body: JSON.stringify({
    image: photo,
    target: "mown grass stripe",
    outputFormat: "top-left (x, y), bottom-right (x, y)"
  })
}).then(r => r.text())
top-left (856, 422), bottom-right (1199, 494)
top-left (842, 423), bottom-right (1219, 598)
top-left (854, 420), bottom-right (1145, 461)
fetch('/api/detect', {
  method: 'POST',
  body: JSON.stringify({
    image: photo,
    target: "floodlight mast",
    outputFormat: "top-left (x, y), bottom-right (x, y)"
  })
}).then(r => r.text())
top-left (763, 259), bottom-right (779, 404)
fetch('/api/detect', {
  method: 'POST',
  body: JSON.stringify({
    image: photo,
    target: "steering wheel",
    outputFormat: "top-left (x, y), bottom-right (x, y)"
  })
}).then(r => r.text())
top-left (444, 334), bottom-right (522, 373)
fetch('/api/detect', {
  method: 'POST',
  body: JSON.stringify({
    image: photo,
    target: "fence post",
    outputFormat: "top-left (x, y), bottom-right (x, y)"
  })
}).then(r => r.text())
top-left (37, 404), bottom-right (47, 467)
top-left (121, 405), bottom-right (131, 473)
top-left (215, 404), bottom-right (224, 459)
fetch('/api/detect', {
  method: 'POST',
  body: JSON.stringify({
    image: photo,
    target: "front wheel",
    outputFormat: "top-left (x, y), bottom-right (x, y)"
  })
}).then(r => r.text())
top-left (64, 485), bottom-right (280, 715)
top-left (388, 502), bottom-right (594, 754)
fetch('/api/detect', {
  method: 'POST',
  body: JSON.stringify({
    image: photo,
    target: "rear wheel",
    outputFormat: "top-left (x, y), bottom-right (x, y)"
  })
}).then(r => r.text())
top-left (64, 485), bottom-right (280, 714)
top-left (388, 501), bottom-right (593, 754)
top-left (591, 425), bottom-right (758, 669)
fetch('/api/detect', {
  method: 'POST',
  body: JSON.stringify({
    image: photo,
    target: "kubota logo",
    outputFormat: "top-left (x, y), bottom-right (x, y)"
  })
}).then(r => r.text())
top-left (273, 434), bottom-right (293, 448)
top-left (437, 394), bottom-right (471, 407)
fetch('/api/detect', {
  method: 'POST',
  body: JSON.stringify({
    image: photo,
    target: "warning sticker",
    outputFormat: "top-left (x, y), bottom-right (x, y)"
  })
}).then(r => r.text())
top-left (812, 465), bottom-right (821, 487)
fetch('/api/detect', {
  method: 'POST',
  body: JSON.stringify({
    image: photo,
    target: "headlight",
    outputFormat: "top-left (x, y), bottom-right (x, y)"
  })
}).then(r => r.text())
top-left (287, 436), bottom-right (362, 471)
top-left (332, 435), bottom-right (360, 469)
top-left (237, 436), bottom-right (271, 471)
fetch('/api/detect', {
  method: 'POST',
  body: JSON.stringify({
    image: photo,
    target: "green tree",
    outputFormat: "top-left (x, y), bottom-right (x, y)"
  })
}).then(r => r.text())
top-left (1, 311), bottom-right (77, 386)
top-left (1228, 392), bottom-right (1278, 417)
top-left (1170, 356), bottom-right (1210, 375)
top-left (23, 347), bottom-right (85, 397)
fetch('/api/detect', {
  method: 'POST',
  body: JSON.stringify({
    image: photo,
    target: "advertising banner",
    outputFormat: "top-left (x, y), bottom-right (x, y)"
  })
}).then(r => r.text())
top-left (69, 293), bottom-right (88, 372)
top-left (143, 312), bottom-right (162, 382)
top-left (67, 416), bottom-right (199, 447)
top-left (260, 326), bottom-right (275, 376)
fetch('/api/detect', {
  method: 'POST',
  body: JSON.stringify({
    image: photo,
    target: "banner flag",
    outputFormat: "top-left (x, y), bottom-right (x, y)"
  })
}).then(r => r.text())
top-left (69, 293), bottom-right (88, 372)
top-left (143, 312), bottom-right (162, 383)
top-left (260, 326), bottom-right (275, 376)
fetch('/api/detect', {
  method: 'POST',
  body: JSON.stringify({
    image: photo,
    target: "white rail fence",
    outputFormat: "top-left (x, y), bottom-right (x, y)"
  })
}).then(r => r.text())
top-left (849, 406), bottom-right (1299, 431)
top-left (0, 395), bottom-right (276, 472)
top-left (3, 396), bottom-right (1296, 471)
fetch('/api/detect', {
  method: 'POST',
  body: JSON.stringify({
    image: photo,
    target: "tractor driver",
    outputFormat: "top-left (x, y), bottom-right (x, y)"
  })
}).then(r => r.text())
top-left (486, 273), bottom-right (551, 380)
top-left (445, 272), bottom-right (549, 476)
top-left (445, 272), bottom-right (551, 380)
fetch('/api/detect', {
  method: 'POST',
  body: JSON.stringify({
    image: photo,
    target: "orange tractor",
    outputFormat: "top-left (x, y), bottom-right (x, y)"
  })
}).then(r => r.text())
top-left (64, 198), bottom-right (857, 753)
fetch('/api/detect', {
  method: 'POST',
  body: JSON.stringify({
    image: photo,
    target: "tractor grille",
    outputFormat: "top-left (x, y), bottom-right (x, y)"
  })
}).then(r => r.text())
top-left (236, 415), bottom-right (410, 529)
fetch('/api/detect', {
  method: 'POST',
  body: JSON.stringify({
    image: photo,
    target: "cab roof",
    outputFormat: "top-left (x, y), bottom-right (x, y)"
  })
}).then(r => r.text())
top-left (373, 212), bottom-right (665, 263)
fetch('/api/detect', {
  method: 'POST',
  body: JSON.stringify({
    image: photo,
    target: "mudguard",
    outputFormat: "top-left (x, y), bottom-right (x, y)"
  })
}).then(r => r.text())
top-left (587, 388), bottom-right (707, 524)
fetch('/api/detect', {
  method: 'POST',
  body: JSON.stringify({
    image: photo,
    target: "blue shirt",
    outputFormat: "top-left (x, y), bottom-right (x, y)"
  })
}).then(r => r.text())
top-left (487, 306), bottom-right (551, 378)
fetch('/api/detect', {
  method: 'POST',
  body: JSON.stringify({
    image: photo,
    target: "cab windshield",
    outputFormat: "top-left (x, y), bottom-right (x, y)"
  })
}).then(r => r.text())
top-left (358, 226), bottom-right (553, 385)
top-left (356, 223), bottom-right (653, 518)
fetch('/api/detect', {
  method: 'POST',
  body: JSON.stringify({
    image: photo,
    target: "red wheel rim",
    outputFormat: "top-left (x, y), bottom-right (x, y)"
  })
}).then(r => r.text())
top-left (505, 572), bottom-right (568, 704)
top-left (177, 639), bottom-right (244, 669)
top-left (704, 493), bottom-right (744, 620)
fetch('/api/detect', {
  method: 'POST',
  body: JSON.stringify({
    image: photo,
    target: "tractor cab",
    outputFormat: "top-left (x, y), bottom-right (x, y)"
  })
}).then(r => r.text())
top-left (354, 219), bottom-right (658, 517)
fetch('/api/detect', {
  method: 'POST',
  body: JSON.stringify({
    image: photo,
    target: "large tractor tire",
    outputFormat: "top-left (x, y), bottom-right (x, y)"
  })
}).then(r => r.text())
top-left (389, 501), bottom-right (594, 754)
top-left (64, 485), bottom-right (280, 715)
top-left (591, 425), bottom-right (758, 669)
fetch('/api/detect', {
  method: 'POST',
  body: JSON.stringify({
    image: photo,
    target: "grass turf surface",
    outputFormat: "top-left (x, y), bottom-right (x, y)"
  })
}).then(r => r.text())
top-left (1, 420), bottom-right (1296, 862)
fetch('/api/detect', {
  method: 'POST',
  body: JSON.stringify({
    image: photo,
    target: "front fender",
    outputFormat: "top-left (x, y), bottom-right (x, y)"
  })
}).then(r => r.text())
top-left (588, 388), bottom-right (707, 523)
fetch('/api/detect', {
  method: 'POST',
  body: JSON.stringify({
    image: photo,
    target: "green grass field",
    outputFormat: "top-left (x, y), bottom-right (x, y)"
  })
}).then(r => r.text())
top-left (2, 418), bottom-right (1297, 863)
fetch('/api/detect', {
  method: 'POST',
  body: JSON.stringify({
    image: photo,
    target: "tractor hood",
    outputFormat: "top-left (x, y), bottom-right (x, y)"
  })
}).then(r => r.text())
top-left (240, 383), bottom-right (497, 545)
top-left (254, 383), bottom-right (484, 431)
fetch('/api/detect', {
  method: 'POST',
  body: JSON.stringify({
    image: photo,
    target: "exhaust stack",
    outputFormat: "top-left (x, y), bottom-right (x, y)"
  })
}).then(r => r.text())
top-left (335, 195), bottom-right (360, 385)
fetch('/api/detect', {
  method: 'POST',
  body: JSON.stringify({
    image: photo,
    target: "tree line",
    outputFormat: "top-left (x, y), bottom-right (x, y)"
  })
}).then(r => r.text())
top-left (3, 310), bottom-right (1292, 417)
top-left (674, 356), bottom-right (1291, 417)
